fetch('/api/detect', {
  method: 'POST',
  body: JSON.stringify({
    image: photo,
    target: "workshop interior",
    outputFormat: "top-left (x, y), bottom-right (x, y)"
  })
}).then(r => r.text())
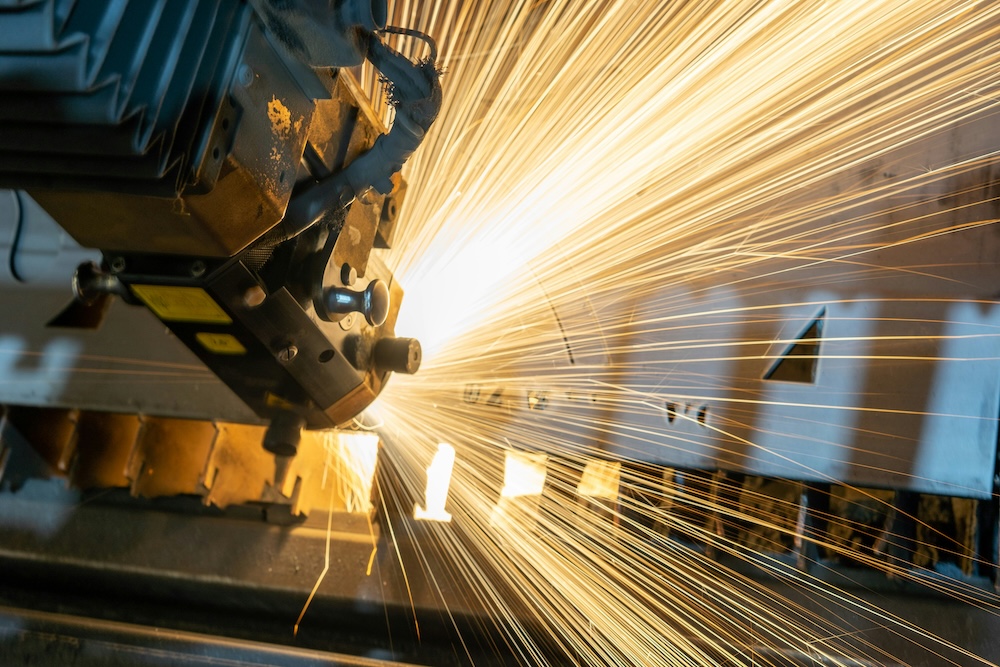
top-left (1, 1), bottom-right (1000, 665)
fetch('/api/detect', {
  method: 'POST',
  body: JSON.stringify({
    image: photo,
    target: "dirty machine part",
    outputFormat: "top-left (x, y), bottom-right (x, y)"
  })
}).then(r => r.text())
top-left (0, 0), bottom-right (439, 449)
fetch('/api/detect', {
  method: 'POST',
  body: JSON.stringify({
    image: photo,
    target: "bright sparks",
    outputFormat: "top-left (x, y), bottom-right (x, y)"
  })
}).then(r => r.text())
top-left (413, 442), bottom-right (456, 521)
top-left (369, 1), bottom-right (1000, 665)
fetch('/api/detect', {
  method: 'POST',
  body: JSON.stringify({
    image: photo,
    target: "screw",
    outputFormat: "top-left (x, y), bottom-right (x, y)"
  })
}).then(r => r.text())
top-left (190, 260), bottom-right (207, 278)
top-left (277, 345), bottom-right (298, 363)
top-left (237, 64), bottom-right (254, 87)
top-left (243, 285), bottom-right (266, 308)
top-left (109, 257), bottom-right (126, 274)
top-left (384, 198), bottom-right (398, 221)
top-left (339, 313), bottom-right (356, 330)
top-left (340, 263), bottom-right (357, 286)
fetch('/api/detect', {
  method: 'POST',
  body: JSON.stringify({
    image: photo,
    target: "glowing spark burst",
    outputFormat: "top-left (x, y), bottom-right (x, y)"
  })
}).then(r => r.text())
top-left (367, 1), bottom-right (1000, 665)
top-left (414, 442), bottom-right (456, 521)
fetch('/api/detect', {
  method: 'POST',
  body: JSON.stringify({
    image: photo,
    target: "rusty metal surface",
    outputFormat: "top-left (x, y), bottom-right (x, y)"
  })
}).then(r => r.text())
top-left (28, 16), bottom-right (322, 258)
top-left (127, 418), bottom-right (217, 499)
top-left (69, 412), bottom-right (141, 489)
top-left (0, 479), bottom-right (522, 666)
top-left (307, 72), bottom-right (388, 176)
top-left (0, 605), bottom-right (430, 667)
top-left (334, 196), bottom-right (384, 278)
top-left (0, 464), bottom-right (998, 666)
top-left (0, 407), bottom-right (379, 517)
top-left (4, 406), bottom-right (76, 475)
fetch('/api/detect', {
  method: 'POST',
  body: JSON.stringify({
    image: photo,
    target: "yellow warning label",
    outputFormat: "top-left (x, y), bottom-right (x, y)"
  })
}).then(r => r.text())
top-left (195, 332), bottom-right (246, 355)
top-left (131, 285), bottom-right (231, 324)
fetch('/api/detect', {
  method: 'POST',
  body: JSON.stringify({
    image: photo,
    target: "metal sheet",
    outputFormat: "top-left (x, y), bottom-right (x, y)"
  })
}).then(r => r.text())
top-left (0, 212), bottom-right (259, 422)
top-left (448, 111), bottom-right (1000, 498)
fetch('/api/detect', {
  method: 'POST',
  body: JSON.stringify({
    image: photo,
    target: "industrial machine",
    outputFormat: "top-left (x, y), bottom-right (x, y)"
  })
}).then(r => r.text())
top-left (1, 2), bottom-right (1000, 666)
top-left (0, 0), bottom-right (434, 457)
top-left (0, 2), bottom-right (471, 662)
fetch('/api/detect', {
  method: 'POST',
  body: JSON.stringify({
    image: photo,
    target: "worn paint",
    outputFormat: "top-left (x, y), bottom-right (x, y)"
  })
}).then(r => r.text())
top-left (267, 96), bottom-right (292, 138)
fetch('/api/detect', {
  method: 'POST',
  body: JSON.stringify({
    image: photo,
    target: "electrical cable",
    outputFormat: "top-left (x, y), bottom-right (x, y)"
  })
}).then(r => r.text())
top-left (6, 190), bottom-right (24, 283)
top-left (377, 26), bottom-right (438, 62)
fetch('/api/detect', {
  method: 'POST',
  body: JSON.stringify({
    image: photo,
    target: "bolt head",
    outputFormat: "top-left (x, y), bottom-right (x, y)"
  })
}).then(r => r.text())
top-left (237, 64), bottom-right (254, 87)
top-left (340, 263), bottom-right (357, 286)
top-left (243, 285), bottom-right (267, 308)
top-left (365, 279), bottom-right (390, 327)
top-left (277, 345), bottom-right (298, 363)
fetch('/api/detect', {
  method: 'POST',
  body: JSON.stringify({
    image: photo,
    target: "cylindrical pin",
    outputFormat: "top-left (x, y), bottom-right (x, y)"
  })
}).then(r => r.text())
top-left (373, 336), bottom-right (421, 374)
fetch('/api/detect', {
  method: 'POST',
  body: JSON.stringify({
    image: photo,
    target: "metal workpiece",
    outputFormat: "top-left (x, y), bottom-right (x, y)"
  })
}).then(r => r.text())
top-left (0, 471), bottom-right (519, 666)
top-left (0, 419), bottom-right (517, 661)
top-left (1, 449), bottom-right (998, 666)
top-left (0, 606), bottom-right (429, 667)
top-left (0, 408), bottom-right (376, 515)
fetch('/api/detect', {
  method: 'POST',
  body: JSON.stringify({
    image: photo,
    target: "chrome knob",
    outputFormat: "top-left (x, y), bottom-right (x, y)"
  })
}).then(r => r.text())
top-left (321, 278), bottom-right (389, 326)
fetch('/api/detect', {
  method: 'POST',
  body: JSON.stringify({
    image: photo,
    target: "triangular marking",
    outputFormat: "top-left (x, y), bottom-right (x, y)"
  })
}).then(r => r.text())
top-left (763, 309), bottom-right (825, 383)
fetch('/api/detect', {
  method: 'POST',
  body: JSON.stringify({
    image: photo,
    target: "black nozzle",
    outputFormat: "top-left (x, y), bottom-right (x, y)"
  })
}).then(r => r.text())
top-left (263, 411), bottom-right (306, 457)
top-left (373, 336), bottom-right (421, 374)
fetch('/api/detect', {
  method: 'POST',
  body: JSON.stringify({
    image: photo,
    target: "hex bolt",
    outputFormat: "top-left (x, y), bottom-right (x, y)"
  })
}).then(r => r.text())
top-left (190, 260), bottom-right (206, 278)
top-left (243, 285), bottom-right (267, 308)
top-left (277, 345), bottom-right (298, 363)
top-left (108, 257), bottom-right (126, 274)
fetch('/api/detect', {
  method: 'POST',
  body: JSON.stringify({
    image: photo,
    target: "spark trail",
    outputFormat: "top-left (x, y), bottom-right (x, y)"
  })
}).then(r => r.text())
top-left (368, 1), bottom-right (1000, 665)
